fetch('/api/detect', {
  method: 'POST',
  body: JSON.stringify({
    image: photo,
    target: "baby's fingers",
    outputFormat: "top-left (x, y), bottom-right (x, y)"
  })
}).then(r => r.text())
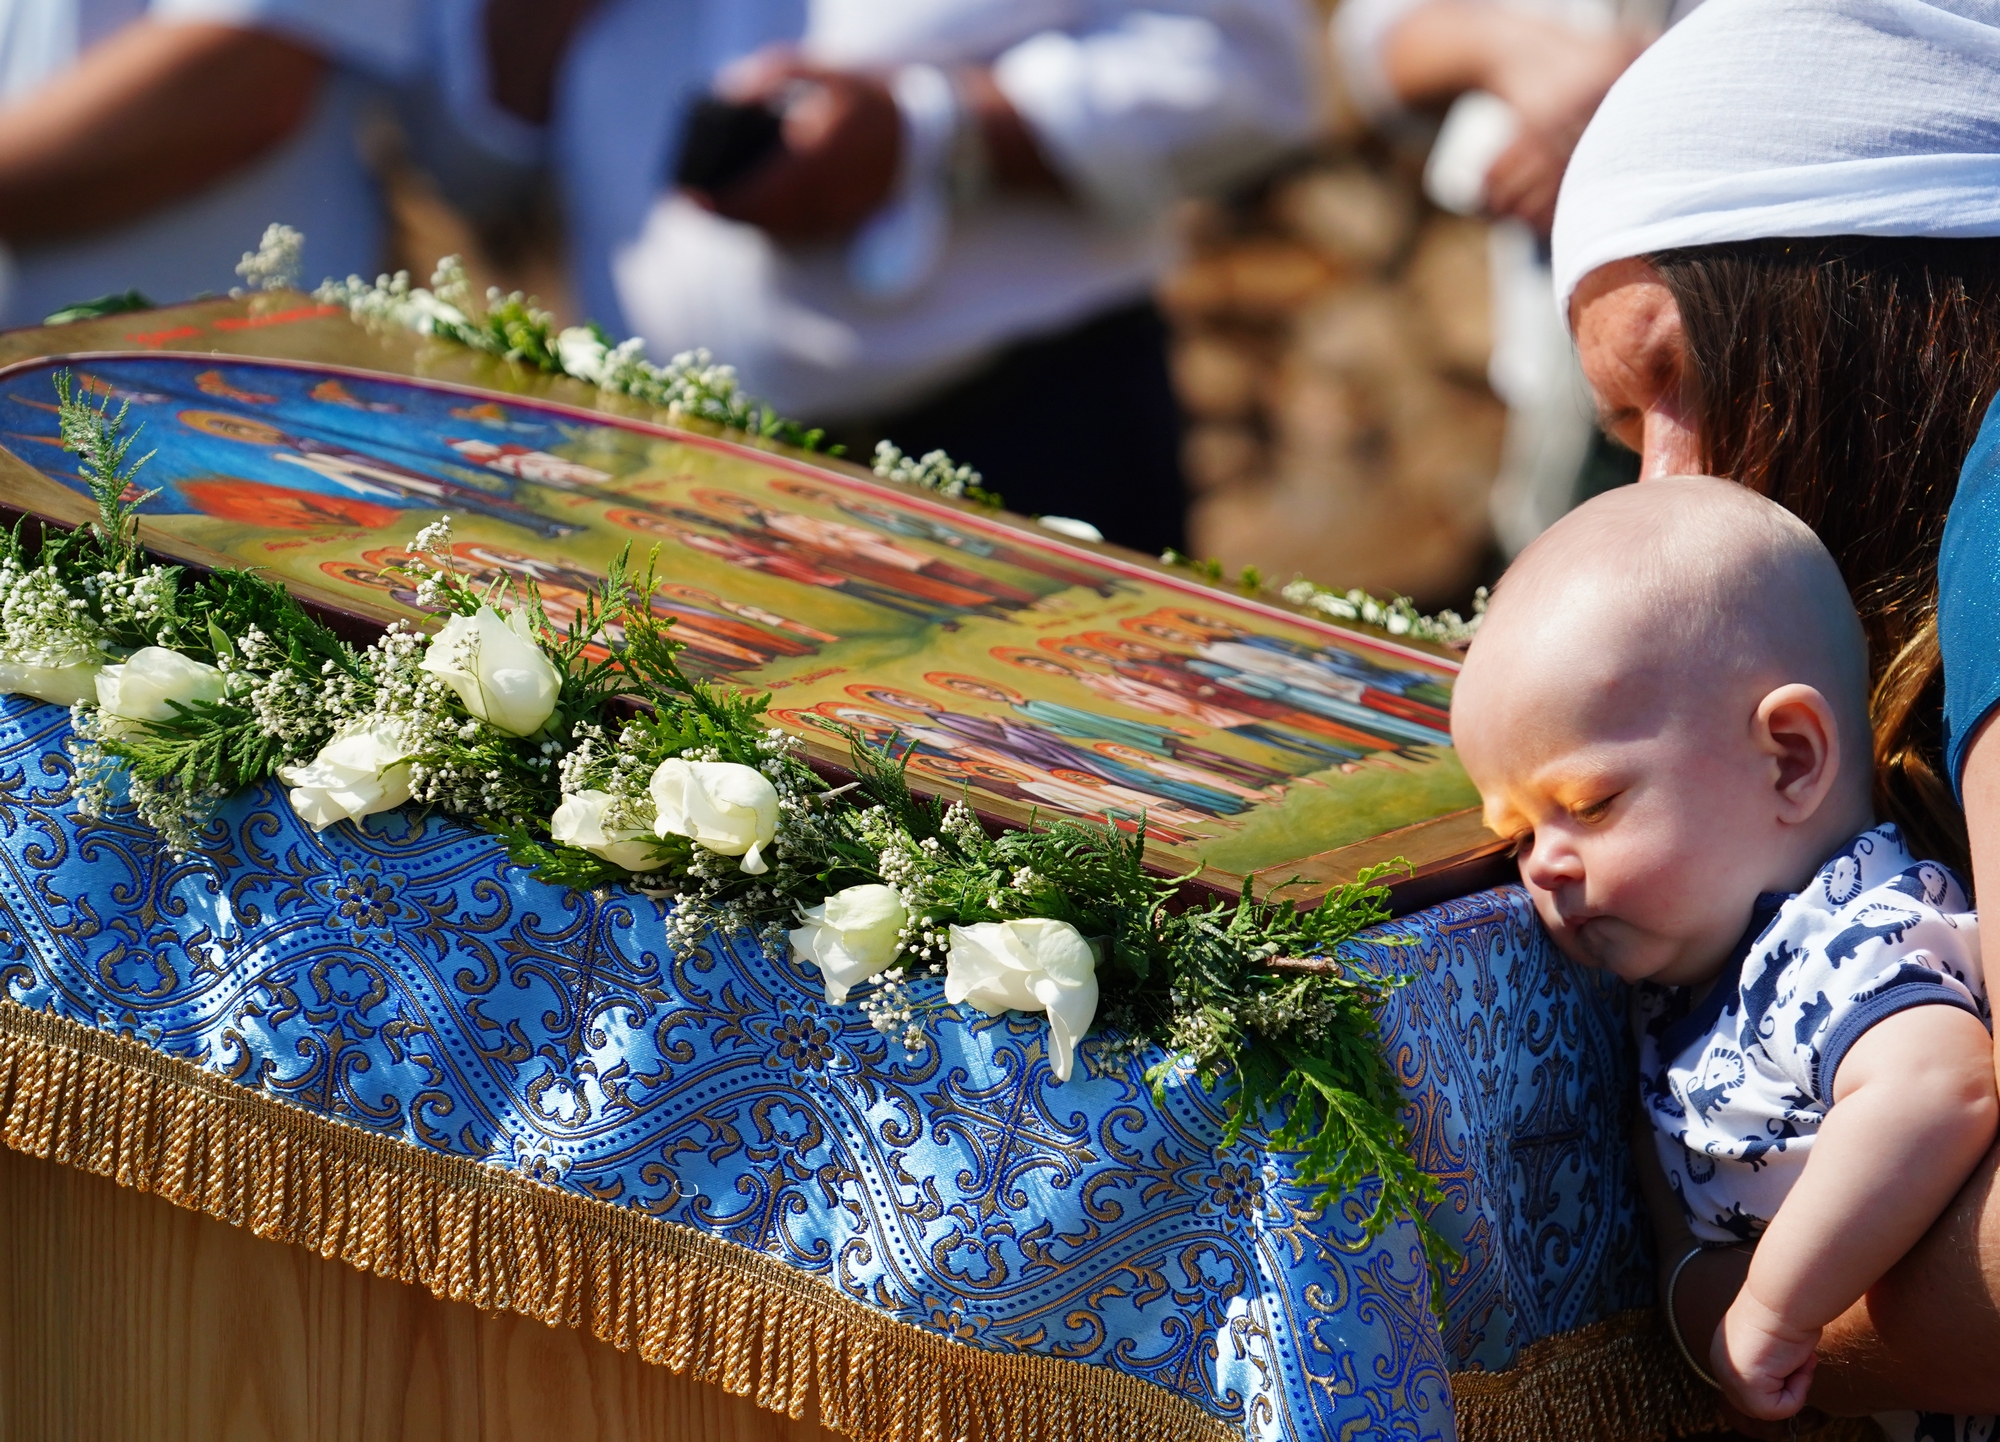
top-left (1773, 1355), bottom-right (1817, 1416)
top-left (1726, 1356), bottom-right (1816, 1422)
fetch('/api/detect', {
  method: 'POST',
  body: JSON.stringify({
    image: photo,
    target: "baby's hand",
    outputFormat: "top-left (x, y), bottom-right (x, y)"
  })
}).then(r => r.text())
top-left (1712, 1291), bottom-right (1819, 1420)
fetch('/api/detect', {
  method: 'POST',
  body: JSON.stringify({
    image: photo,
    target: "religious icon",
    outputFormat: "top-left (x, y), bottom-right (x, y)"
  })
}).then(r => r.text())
top-left (0, 350), bottom-right (1491, 897)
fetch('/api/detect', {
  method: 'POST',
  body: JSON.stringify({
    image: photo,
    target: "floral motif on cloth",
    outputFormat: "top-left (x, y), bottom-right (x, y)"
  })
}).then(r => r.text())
top-left (0, 696), bottom-right (1648, 1439)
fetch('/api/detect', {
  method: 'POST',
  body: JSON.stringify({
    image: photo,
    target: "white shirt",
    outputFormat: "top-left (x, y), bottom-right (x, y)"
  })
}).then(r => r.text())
top-left (442, 0), bottom-right (1319, 417)
top-left (1635, 824), bottom-right (1986, 1246)
top-left (0, 0), bottom-right (426, 328)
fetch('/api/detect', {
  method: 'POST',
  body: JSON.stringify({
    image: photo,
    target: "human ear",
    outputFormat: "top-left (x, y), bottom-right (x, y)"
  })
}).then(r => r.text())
top-left (1754, 684), bottom-right (1840, 823)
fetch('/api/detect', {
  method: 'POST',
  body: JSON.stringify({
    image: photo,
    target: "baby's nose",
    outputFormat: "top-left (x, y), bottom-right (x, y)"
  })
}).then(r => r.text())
top-left (1519, 838), bottom-right (1584, 892)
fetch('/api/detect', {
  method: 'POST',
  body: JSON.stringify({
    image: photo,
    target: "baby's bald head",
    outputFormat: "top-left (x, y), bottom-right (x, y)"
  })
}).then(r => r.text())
top-left (1458, 476), bottom-right (1869, 773)
top-left (1450, 477), bottom-right (1876, 987)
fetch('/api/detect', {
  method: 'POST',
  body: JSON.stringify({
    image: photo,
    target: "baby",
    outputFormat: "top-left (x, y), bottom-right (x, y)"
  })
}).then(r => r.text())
top-left (1450, 476), bottom-right (1997, 1431)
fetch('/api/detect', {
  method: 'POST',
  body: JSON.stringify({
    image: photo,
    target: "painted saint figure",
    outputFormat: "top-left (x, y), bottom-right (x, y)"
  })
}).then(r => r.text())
top-left (178, 408), bottom-right (577, 539)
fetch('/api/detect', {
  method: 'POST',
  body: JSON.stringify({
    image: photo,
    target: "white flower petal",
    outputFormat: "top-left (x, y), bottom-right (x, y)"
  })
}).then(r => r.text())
top-left (550, 789), bottom-right (664, 871)
top-left (419, 606), bottom-right (560, 737)
top-left (280, 719), bottom-right (412, 832)
top-left (649, 758), bottom-right (780, 860)
top-left (945, 919), bottom-right (1100, 1082)
top-left (0, 659), bottom-right (102, 707)
top-left (95, 647), bottom-right (225, 723)
top-left (793, 886), bottom-right (906, 1003)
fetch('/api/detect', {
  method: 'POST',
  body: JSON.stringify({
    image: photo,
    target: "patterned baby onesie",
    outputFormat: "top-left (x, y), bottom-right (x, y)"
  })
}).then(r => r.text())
top-left (1634, 824), bottom-right (1991, 1442)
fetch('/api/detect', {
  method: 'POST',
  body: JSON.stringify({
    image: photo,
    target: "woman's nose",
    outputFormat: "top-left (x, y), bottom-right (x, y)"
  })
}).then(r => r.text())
top-left (1640, 405), bottom-right (1704, 481)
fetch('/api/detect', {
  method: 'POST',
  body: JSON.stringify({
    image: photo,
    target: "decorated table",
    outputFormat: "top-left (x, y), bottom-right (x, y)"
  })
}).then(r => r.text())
top-left (0, 279), bottom-right (1711, 1440)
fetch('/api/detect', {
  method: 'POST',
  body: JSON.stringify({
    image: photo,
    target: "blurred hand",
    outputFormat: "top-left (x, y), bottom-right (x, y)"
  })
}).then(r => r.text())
top-left (700, 56), bottom-right (901, 245)
top-left (1479, 24), bottom-right (1642, 233)
top-left (1380, 4), bottom-right (1644, 236)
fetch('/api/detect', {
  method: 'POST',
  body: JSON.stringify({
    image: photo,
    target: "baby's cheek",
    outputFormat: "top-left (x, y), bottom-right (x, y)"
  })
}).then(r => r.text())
top-left (1520, 883), bottom-right (1580, 954)
top-left (1595, 807), bottom-right (1697, 908)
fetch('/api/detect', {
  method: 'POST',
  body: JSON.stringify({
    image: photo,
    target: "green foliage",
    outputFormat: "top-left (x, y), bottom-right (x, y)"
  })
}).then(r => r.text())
top-left (1136, 863), bottom-right (1453, 1294)
top-left (494, 819), bottom-right (689, 891)
top-left (317, 263), bottom-right (835, 453)
top-left (51, 369), bottom-right (156, 574)
top-left (44, 290), bottom-right (152, 326)
top-left (41, 377), bottom-right (358, 798)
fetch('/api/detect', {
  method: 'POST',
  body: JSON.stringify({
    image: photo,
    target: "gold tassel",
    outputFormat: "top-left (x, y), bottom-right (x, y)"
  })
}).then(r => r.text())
top-left (0, 999), bottom-right (1807, 1442)
top-left (1449, 1307), bottom-right (1884, 1442)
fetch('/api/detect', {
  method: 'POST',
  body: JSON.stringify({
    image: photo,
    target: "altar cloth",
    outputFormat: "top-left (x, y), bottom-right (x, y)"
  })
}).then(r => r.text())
top-left (0, 695), bottom-right (1707, 1440)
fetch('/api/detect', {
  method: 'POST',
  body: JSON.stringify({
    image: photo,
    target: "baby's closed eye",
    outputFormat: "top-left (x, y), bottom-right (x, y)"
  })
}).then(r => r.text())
top-left (1571, 793), bottom-right (1621, 824)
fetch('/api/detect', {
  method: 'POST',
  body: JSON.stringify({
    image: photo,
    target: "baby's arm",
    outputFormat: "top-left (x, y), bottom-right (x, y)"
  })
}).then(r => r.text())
top-left (1714, 1004), bottom-right (1998, 1420)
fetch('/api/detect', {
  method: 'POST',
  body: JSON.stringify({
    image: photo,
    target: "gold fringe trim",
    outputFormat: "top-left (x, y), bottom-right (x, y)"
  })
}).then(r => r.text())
top-left (0, 999), bottom-right (1803, 1442)
top-left (0, 1000), bottom-right (1235, 1442)
top-left (1451, 1307), bottom-right (1720, 1441)
top-left (1450, 1305), bottom-right (1885, 1442)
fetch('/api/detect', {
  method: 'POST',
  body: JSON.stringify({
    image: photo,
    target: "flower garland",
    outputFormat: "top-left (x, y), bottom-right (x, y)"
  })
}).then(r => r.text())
top-left (316, 252), bottom-right (1480, 650)
top-left (0, 373), bottom-right (1455, 1286)
top-left (1158, 550), bottom-right (1486, 648)
top-left (317, 259), bottom-right (841, 456)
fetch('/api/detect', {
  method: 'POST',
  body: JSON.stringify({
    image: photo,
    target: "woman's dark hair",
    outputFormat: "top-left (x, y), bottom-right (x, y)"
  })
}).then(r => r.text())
top-left (1651, 237), bottom-right (2000, 876)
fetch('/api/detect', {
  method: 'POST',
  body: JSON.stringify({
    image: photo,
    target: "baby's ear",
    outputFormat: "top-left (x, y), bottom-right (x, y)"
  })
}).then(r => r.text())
top-left (1754, 683), bottom-right (1841, 823)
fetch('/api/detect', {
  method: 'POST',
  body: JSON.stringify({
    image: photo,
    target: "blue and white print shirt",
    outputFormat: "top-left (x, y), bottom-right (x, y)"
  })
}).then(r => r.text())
top-left (1636, 824), bottom-right (1987, 1244)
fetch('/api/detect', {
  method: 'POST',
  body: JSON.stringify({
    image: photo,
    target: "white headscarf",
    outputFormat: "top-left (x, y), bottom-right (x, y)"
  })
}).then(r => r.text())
top-left (1551, 0), bottom-right (2000, 324)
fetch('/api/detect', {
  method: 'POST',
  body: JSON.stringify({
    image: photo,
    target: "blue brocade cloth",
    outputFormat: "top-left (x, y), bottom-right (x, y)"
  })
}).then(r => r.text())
top-left (0, 697), bottom-right (1648, 1438)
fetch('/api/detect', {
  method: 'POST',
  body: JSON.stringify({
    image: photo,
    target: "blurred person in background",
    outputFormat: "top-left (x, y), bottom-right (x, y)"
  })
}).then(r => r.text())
top-left (0, 0), bottom-right (426, 328)
top-left (1332, 0), bottom-right (1696, 554)
top-left (464, 0), bottom-right (1323, 557)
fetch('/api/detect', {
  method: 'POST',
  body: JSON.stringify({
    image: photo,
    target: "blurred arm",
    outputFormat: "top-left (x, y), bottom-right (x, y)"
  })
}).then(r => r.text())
top-left (706, 0), bottom-right (1318, 247)
top-left (0, 19), bottom-right (325, 246)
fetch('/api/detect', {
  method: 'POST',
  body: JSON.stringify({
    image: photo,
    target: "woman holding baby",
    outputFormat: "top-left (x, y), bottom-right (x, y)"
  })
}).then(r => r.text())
top-left (1451, 0), bottom-right (2000, 1433)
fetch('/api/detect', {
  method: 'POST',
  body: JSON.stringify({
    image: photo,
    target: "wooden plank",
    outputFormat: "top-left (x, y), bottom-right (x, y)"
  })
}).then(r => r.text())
top-left (0, 1146), bottom-right (849, 1442)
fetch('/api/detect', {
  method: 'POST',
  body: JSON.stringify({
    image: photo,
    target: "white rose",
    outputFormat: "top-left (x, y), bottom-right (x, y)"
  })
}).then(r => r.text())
top-left (649, 758), bottom-right (779, 874)
top-left (277, 718), bottom-right (413, 832)
top-left (0, 658), bottom-right (102, 707)
top-left (419, 605), bottom-right (561, 737)
top-left (550, 789), bottom-right (664, 871)
top-left (95, 647), bottom-right (226, 725)
top-left (555, 325), bottom-right (609, 384)
top-left (944, 919), bottom-right (1100, 1083)
top-left (410, 289), bottom-right (470, 333)
top-left (791, 884), bottom-right (908, 1003)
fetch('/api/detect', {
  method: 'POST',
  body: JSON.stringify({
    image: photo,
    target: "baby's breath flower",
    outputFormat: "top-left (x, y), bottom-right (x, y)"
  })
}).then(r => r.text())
top-left (235, 223), bottom-right (304, 293)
